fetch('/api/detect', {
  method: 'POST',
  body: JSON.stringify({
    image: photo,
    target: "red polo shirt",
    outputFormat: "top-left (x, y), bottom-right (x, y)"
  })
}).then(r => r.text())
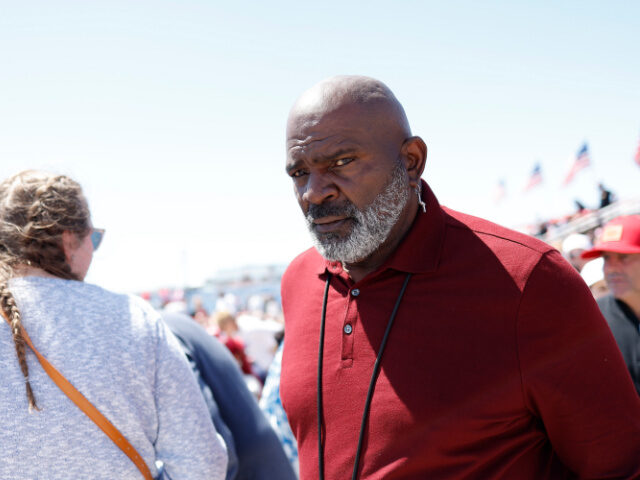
top-left (280, 182), bottom-right (640, 479)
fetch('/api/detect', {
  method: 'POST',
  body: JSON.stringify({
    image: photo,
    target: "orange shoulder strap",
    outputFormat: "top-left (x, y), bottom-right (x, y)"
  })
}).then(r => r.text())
top-left (2, 312), bottom-right (154, 480)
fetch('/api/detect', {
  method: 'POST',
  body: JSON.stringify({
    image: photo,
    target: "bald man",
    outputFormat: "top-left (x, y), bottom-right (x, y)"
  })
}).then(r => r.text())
top-left (279, 76), bottom-right (640, 479)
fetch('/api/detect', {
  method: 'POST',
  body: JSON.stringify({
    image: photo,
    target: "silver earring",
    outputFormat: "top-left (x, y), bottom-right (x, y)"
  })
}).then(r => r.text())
top-left (415, 186), bottom-right (426, 213)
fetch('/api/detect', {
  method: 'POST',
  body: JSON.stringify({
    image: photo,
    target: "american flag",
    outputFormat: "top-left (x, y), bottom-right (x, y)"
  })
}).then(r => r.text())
top-left (524, 163), bottom-right (542, 191)
top-left (563, 143), bottom-right (591, 185)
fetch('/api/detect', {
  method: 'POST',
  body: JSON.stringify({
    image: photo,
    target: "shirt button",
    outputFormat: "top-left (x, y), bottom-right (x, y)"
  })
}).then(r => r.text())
top-left (351, 289), bottom-right (360, 297)
top-left (344, 324), bottom-right (353, 335)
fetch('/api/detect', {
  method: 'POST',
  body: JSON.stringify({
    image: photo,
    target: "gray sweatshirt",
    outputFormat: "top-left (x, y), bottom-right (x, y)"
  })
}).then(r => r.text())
top-left (0, 276), bottom-right (227, 479)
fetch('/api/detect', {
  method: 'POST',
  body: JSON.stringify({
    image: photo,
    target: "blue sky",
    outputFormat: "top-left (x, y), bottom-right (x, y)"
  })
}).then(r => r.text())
top-left (1, 1), bottom-right (639, 292)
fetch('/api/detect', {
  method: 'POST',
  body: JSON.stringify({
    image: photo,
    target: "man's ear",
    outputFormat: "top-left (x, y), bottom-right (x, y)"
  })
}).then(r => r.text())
top-left (401, 136), bottom-right (427, 189)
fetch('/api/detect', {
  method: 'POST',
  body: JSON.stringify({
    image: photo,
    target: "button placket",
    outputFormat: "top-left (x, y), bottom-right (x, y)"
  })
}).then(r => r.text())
top-left (340, 287), bottom-right (363, 365)
top-left (344, 289), bottom-right (359, 336)
top-left (344, 289), bottom-right (361, 335)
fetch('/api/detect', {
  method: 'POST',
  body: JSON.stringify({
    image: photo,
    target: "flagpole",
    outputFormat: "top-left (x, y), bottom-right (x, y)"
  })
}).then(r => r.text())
top-left (586, 147), bottom-right (601, 209)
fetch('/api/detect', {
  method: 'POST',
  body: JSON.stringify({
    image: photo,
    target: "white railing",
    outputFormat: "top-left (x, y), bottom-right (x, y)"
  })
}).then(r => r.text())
top-left (540, 197), bottom-right (640, 243)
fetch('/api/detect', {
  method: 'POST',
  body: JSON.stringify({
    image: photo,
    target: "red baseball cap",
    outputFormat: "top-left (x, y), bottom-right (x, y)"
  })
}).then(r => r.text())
top-left (581, 215), bottom-right (640, 259)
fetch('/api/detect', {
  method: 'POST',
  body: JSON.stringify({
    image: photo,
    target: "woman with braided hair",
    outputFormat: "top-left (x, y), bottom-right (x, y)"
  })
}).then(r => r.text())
top-left (0, 170), bottom-right (227, 479)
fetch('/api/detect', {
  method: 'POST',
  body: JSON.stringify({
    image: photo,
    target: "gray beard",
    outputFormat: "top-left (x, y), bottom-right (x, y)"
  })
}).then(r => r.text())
top-left (305, 162), bottom-right (410, 264)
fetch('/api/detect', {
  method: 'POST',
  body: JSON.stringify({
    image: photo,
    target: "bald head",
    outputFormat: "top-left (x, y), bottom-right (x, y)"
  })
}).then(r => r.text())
top-left (287, 75), bottom-right (411, 139)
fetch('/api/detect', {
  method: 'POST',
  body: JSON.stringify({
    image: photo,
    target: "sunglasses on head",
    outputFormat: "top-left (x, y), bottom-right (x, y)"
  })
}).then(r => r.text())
top-left (90, 228), bottom-right (105, 251)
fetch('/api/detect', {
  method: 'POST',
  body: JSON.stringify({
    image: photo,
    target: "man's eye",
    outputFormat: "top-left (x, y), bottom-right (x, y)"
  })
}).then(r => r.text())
top-left (291, 170), bottom-right (308, 178)
top-left (334, 158), bottom-right (354, 167)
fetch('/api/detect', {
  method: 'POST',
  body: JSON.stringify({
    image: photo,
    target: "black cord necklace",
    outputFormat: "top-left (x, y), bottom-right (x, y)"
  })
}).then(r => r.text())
top-left (317, 272), bottom-right (412, 480)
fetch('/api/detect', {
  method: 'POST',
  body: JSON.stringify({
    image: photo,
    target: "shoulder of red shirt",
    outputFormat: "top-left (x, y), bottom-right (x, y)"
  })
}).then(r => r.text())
top-left (442, 206), bottom-right (554, 256)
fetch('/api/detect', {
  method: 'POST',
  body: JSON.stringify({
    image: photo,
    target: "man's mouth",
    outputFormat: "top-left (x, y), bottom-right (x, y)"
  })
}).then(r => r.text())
top-left (312, 216), bottom-right (352, 234)
top-left (605, 275), bottom-right (627, 286)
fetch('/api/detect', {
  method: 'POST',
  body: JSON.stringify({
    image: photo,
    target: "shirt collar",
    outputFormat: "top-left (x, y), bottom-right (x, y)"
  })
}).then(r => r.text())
top-left (313, 180), bottom-right (446, 276)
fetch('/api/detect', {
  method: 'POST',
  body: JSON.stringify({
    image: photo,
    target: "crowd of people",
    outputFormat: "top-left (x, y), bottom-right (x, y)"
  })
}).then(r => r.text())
top-left (1, 75), bottom-right (639, 479)
top-left (530, 183), bottom-right (618, 239)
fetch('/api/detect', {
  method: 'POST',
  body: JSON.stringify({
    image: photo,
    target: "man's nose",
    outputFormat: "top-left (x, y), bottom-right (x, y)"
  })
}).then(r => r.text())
top-left (603, 256), bottom-right (621, 273)
top-left (301, 173), bottom-right (338, 205)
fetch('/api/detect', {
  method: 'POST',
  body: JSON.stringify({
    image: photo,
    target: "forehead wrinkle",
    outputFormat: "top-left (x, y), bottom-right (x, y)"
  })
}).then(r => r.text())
top-left (288, 129), bottom-right (340, 151)
top-left (288, 133), bottom-right (356, 163)
top-left (287, 132), bottom-right (326, 149)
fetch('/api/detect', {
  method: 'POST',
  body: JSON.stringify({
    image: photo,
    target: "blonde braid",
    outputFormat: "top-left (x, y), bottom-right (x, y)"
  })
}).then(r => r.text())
top-left (0, 283), bottom-right (39, 412)
top-left (0, 170), bottom-right (90, 411)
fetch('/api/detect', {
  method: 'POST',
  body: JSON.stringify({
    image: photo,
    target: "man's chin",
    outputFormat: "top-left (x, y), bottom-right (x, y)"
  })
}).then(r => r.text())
top-left (313, 237), bottom-right (348, 260)
top-left (610, 286), bottom-right (631, 301)
top-left (313, 237), bottom-right (373, 264)
top-left (311, 223), bottom-right (353, 243)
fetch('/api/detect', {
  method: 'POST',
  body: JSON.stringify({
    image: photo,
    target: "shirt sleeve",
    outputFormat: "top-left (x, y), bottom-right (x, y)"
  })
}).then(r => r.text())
top-left (517, 250), bottom-right (640, 477)
top-left (152, 317), bottom-right (228, 479)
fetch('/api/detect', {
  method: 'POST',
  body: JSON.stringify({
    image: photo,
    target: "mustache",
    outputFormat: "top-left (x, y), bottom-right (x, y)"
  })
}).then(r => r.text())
top-left (306, 201), bottom-right (358, 221)
top-left (605, 274), bottom-right (627, 281)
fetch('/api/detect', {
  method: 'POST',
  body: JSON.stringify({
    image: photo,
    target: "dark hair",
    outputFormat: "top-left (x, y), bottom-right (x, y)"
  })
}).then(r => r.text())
top-left (0, 170), bottom-right (90, 410)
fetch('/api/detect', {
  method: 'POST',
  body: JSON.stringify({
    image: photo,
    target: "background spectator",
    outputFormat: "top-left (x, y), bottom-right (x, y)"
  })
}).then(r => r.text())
top-left (162, 311), bottom-right (296, 480)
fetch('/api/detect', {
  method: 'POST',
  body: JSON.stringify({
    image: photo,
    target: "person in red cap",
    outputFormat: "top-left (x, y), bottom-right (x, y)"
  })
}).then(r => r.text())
top-left (582, 214), bottom-right (640, 394)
